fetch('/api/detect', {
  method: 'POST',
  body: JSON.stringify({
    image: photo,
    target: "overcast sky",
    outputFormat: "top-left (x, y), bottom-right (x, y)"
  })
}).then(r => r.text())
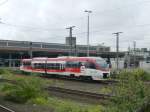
top-left (0, 0), bottom-right (150, 51)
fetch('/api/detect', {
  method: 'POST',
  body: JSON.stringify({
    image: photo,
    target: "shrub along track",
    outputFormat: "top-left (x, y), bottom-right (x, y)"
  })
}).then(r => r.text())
top-left (0, 78), bottom-right (113, 104)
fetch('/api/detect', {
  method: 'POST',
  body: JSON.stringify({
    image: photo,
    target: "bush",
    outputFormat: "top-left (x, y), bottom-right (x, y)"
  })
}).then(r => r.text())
top-left (0, 68), bottom-right (13, 75)
top-left (114, 69), bottom-right (150, 81)
top-left (131, 69), bottom-right (150, 81)
top-left (2, 77), bottom-right (47, 103)
top-left (105, 69), bottom-right (150, 112)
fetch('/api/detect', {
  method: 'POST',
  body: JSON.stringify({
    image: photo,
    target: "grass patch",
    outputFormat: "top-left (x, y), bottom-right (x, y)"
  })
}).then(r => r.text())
top-left (42, 97), bottom-right (103, 112)
top-left (1, 68), bottom-right (150, 112)
top-left (0, 68), bottom-right (104, 112)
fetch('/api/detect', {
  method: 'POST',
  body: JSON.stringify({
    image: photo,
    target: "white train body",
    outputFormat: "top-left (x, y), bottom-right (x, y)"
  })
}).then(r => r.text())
top-left (20, 57), bottom-right (110, 80)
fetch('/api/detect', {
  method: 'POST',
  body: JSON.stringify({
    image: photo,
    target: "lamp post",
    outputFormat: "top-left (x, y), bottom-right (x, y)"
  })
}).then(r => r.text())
top-left (85, 10), bottom-right (92, 57)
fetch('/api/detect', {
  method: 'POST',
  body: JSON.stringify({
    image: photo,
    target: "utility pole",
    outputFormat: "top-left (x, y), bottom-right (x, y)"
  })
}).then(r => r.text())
top-left (133, 41), bottom-right (136, 68)
top-left (29, 42), bottom-right (32, 58)
top-left (112, 32), bottom-right (123, 70)
top-left (74, 42), bottom-right (77, 56)
top-left (85, 10), bottom-right (92, 57)
top-left (66, 26), bottom-right (75, 56)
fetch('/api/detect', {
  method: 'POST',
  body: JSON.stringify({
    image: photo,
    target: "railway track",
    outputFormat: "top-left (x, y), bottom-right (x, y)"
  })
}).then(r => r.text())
top-left (47, 86), bottom-right (113, 99)
top-left (0, 105), bottom-right (15, 112)
top-left (0, 79), bottom-right (113, 99)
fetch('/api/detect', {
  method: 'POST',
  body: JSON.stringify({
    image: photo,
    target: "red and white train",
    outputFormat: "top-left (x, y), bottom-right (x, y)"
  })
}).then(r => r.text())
top-left (20, 57), bottom-right (110, 80)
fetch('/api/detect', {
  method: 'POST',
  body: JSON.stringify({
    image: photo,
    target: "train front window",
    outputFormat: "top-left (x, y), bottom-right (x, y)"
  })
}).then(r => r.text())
top-left (85, 62), bottom-right (96, 69)
top-left (96, 59), bottom-right (108, 69)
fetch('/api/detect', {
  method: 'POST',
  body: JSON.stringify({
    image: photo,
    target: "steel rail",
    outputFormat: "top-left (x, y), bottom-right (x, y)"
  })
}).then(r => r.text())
top-left (0, 105), bottom-right (15, 112)
top-left (46, 86), bottom-right (113, 100)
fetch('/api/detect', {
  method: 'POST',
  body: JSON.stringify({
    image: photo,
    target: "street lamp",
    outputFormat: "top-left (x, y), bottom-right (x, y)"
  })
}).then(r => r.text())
top-left (85, 10), bottom-right (92, 57)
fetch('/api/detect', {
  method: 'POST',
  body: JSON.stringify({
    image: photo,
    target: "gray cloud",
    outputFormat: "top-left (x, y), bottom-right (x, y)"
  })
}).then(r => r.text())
top-left (0, 0), bottom-right (150, 51)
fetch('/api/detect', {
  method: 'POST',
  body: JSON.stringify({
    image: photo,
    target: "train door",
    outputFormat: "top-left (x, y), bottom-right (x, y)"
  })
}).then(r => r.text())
top-left (32, 60), bottom-right (46, 74)
top-left (65, 61), bottom-right (81, 76)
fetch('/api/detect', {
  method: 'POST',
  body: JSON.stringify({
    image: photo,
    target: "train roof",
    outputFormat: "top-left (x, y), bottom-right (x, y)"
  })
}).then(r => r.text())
top-left (22, 57), bottom-right (105, 62)
top-left (58, 56), bottom-right (104, 60)
top-left (22, 59), bottom-right (32, 62)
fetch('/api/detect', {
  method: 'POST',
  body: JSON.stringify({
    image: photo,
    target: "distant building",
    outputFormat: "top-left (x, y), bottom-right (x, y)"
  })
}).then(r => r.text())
top-left (141, 48), bottom-right (148, 52)
top-left (124, 47), bottom-right (150, 68)
top-left (0, 39), bottom-right (111, 55)
top-left (96, 45), bottom-right (110, 52)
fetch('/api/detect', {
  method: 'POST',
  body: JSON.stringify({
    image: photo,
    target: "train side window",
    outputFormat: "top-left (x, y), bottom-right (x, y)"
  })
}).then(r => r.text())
top-left (47, 63), bottom-right (61, 70)
top-left (47, 63), bottom-right (53, 69)
top-left (34, 63), bottom-right (45, 69)
top-left (85, 62), bottom-right (96, 69)
top-left (47, 63), bottom-right (51, 69)
top-left (55, 63), bottom-right (60, 70)
top-left (66, 62), bottom-right (72, 67)
top-left (66, 61), bottom-right (80, 68)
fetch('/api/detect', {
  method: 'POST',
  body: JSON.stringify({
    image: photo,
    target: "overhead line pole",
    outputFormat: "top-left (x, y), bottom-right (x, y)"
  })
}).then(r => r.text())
top-left (133, 41), bottom-right (136, 68)
top-left (29, 42), bottom-right (33, 59)
top-left (112, 32), bottom-right (123, 71)
top-left (66, 26), bottom-right (75, 56)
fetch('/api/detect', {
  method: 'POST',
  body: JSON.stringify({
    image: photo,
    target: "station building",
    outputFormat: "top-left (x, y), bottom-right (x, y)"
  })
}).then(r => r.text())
top-left (0, 39), bottom-right (125, 67)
